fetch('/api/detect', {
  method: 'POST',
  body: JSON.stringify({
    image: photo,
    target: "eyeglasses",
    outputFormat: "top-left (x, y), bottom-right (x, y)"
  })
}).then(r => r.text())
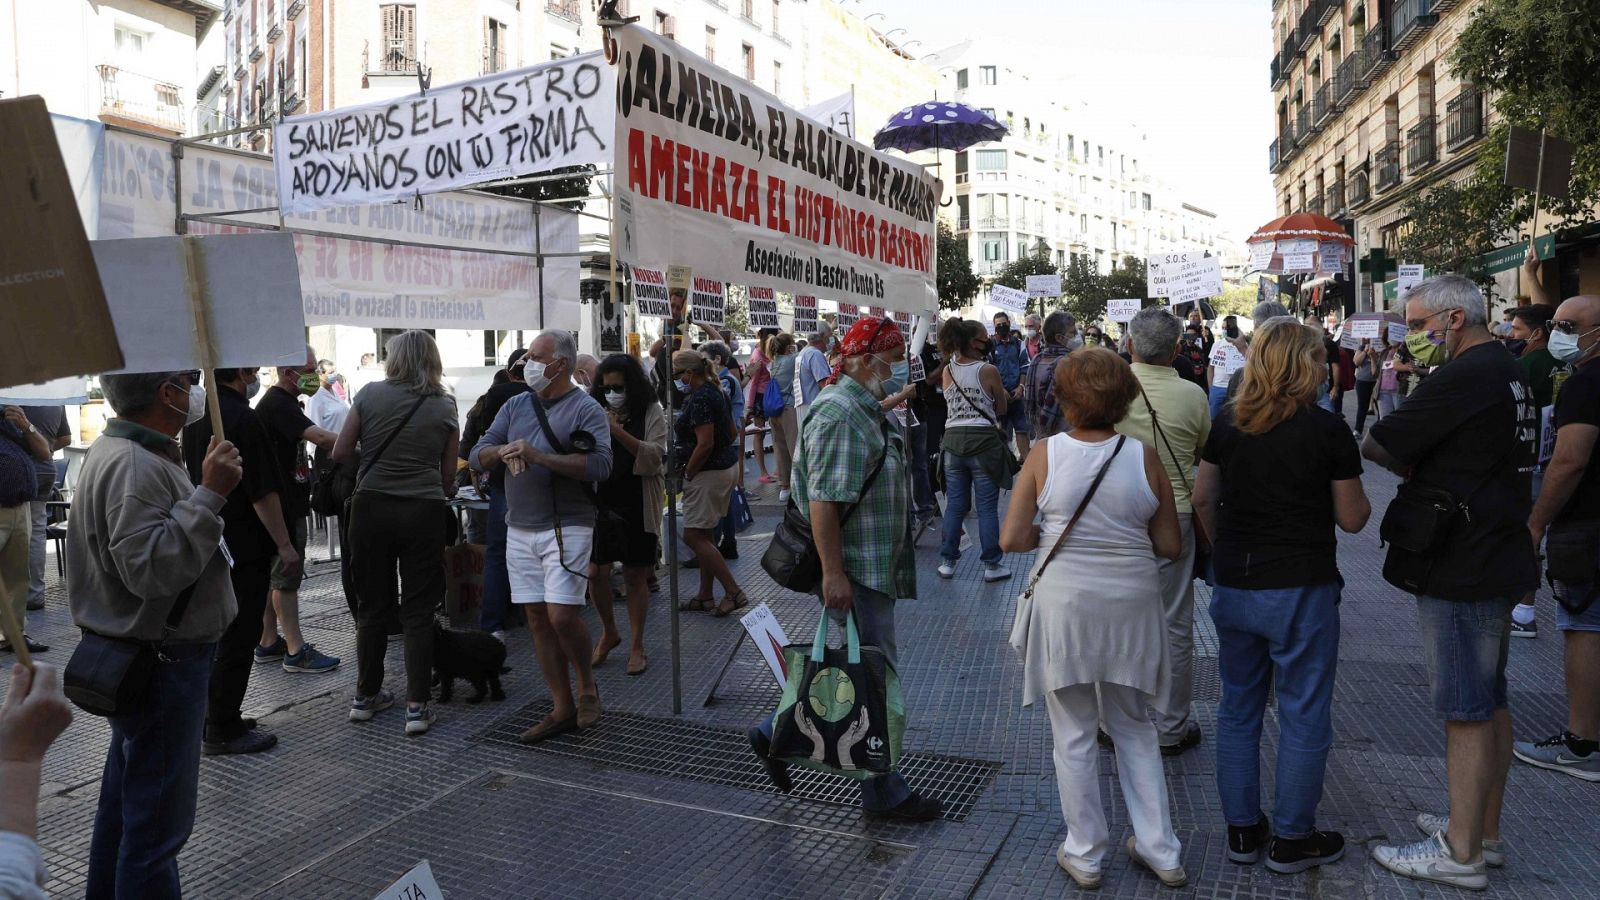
top-left (1551, 319), bottom-right (1598, 336)
top-left (1406, 310), bottom-right (1455, 332)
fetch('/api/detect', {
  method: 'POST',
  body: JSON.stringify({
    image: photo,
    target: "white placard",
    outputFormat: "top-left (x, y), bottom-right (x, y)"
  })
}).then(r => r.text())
top-left (1349, 318), bottom-right (1382, 339)
top-left (747, 286), bottom-right (779, 330)
top-left (376, 860), bottom-right (443, 900)
top-left (1280, 239), bottom-right (1318, 255)
top-left (801, 91), bottom-right (858, 139)
top-left (93, 235), bottom-right (307, 373)
top-left (793, 293), bottom-right (818, 335)
top-left (614, 27), bottom-right (937, 310)
top-left (836, 302), bottom-right (861, 330)
top-left (1388, 322), bottom-right (1409, 345)
top-left (273, 54), bottom-right (613, 215)
top-left (739, 603), bottom-right (793, 686)
top-left (1107, 298), bottom-right (1142, 322)
top-left (632, 266), bottom-right (671, 319)
top-left (990, 284), bottom-right (1028, 315)
top-left (1025, 273), bottom-right (1062, 298)
top-left (1281, 252), bottom-right (1316, 272)
top-left (908, 353), bottom-right (926, 384)
top-left (1146, 251), bottom-right (1203, 297)
top-left (892, 308), bottom-right (913, 339)
top-left (1319, 242), bottom-right (1346, 273)
top-left (1397, 264), bottom-right (1426, 297)
top-left (1209, 343), bottom-right (1246, 376)
top-left (689, 276), bottom-right (726, 327)
top-left (1163, 257), bottom-right (1224, 306)
top-left (1248, 243), bottom-right (1275, 272)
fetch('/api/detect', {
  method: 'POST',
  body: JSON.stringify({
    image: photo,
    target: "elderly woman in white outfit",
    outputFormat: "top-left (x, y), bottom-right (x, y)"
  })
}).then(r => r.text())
top-left (1001, 347), bottom-right (1186, 889)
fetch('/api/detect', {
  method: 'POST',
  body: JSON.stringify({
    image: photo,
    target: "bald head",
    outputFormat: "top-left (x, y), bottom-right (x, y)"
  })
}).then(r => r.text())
top-left (1554, 295), bottom-right (1600, 365)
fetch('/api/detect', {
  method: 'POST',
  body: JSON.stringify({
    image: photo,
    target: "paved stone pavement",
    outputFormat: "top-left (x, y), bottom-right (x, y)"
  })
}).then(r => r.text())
top-left (10, 428), bottom-right (1599, 899)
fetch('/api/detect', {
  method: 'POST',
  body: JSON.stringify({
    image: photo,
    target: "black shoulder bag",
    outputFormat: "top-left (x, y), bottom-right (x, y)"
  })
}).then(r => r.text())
top-left (1378, 446), bottom-right (1511, 593)
top-left (527, 392), bottom-right (628, 557)
top-left (65, 580), bottom-right (200, 717)
top-left (762, 418), bottom-right (889, 594)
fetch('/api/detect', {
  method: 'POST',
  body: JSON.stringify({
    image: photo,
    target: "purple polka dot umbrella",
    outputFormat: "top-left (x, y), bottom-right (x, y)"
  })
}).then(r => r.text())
top-left (873, 101), bottom-right (1009, 153)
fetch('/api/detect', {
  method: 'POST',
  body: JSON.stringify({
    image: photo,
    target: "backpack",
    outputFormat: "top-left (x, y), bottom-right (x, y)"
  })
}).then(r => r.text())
top-left (762, 379), bottom-right (786, 418)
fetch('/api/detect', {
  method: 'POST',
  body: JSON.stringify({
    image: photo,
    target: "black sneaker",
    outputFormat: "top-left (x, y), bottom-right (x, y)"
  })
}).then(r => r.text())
top-left (746, 727), bottom-right (792, 794)
top-left (864, 792), bottom-right (944, 822)
top-left (1266, 829), bottom-right (1345, 874)
top-left (1160, 722), bottom-right (1203, 757)
top-left (719, 540), bottom-right (739, 560)
top-left (1228, 817), bottom-right (1271, 864)
top-left (1510, 618), bottom-right (1538, 639)
top-left (203, 728), bottom-right (278, 756)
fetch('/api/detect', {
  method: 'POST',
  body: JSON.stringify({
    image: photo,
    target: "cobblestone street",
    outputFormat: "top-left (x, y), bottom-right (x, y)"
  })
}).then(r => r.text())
top-left (12, 448), bottom-right (1598, 899)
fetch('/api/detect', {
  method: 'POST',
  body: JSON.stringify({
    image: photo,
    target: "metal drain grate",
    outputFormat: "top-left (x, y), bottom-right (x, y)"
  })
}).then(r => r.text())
top-left (475, 700), bottom-right (1000, 822)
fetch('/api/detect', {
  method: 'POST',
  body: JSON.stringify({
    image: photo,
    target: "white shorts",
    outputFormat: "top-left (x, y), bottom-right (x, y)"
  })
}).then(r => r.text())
top-left (506, 524), bottom-right (593, 606)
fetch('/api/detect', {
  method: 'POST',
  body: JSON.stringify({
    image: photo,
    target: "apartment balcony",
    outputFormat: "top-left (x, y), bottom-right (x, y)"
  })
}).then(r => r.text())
top-left (1334, 44), bottom-right (1371, 103)
top-left (1296, 17), bottom-right (1317, 52)
top-left (975, 215), bottom-right (1010, 230)
top-left (1280, 37), bottom-right (1299, 74)
top-left (1298, 0), bottom-right (1337, 50)
top-left (956, 215), bottom-right (971, 231)
top-left (1294, 107), bottom-right (1310, 146)
top-left (1361, 26), bottom-right (1395, 80)
top-left (280, 75), bottom-right (300, 113)
top-left (1279, 125), bottom-right (1299, 163)
top-left (249, 45), bottom-right (263, 62)
top-left (1374, 141), bottom-right (1402, 192)
top-left (1311, 82), bottom-right (1333, 130)
top-left (267, 23), bottom-right (282, 42)
top-left (1314, 0), bottom-right (1340, 26)
top-left (1269, 139), bottom-right (1283, 174)
top-left (1432, 0), bottom-right (1461, 9)
top-left (1390, 0), bottom-right (1438, 54)
top-left (547, 0), bottom-right (584, 24)
top-left (1306, 196), bottom-right (1325, 216)
top-left (1444, 87), bottom-right (1484, 150)
top-left (96, 64), bottom-right (186, 134)
top-left (371, 47), bottom-right (418, 74)
top-left (234, 61), bottom-right (246, 81)
top-left (1347, 169), bottom-right (1371, 207)
top-left (1406, 116), bottom-right (1438, 172)
top-left (1270, 56), bottom-right (1285, 89)
top-left (1325, 180), bottom-right (1345, 214)
top-left (286, 0), bottom-right (304, 18)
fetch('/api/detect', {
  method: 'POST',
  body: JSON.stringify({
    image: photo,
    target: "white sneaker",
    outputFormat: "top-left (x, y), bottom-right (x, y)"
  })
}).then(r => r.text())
top-left (1125, 836), bottom-right (1186, 887)
top-left (1373, 832), bottom-right (1488, 890)
top-left (491, 630), bottom-right (508, 644)
top-left (983, 563), bottom-right (1010, 582)
top-left (778, 489), bottom-right (791, 503)
top-left (1414, 813), bottom-right (1506, 867)
top-left (937, 561), bottom-right (956, 579)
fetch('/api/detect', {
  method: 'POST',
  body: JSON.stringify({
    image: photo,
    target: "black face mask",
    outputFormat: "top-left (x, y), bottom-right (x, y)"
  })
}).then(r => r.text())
top-left (1503, 338), bottom-right (1528, 357)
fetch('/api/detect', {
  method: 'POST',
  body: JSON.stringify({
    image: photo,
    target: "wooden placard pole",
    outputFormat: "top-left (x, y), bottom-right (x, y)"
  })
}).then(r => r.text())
top-left (181, 237), bottom-right (226, 440)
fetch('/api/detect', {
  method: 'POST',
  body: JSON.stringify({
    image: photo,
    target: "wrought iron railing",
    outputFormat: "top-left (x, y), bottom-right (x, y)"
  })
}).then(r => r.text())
top-left (1375, 141), bottom-right (1402, 191)
top-left (1444, 87), bottom-right (1483, 150)
top-left (96, 64), bottom-right (186, 132)
top-left (1406, 116), bottom-right (1437, 171)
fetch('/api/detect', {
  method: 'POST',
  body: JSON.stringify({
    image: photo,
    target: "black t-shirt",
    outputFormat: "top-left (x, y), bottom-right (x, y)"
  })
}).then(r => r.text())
top-left (675, 383), bottom-right (738, 470)
top-left (255, 385), bottom-right (316, 521)
top-left (1202, 405), bottom-right (1363, 589)
top-left (910, 344), bottom-right (945, 421)
top-left (183, 385), bottom-right (280, 563)
top-left (1368, 340), bottom-right (1538, 600)
top-left (1553, 359), bottom-right (1600, 522)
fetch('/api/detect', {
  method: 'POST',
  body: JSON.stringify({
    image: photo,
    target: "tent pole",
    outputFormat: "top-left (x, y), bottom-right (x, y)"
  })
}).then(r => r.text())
top-left (534, 202), bottom-right (546, 328)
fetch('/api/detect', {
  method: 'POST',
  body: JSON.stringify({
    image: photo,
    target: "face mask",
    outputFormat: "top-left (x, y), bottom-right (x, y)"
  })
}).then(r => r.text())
top-left (169, 383), bottom-right (206, 426)
top-left (1405, 331), bottom-right (1447, 367)
top-left (245, 379), bottom-right (261, 400)
top-left (994, 323), bottom-right (1010, 336)
top-left (604, 388), bottom-right (627, 409)
top-left (673, 378), bottom-right (692, 394)
top-left (1023, 328), bottom-right (1038, 340)
top-left (1547, 328), bottom-right (1598, 364)
top-left (524, 360), bottom-right (551, 392)
top-left (297, 373), bottom-right (320, 395)
top-left (1503, 339), bottom-right (1528, 357)
top-left (879, 358), bottom-right (909, 397)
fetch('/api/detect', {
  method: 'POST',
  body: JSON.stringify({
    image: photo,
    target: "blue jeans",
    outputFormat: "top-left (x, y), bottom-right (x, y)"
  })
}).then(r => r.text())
top-left (480, 488), bottom-right (512, 632)
top-left (1208, 385), bottom-right (1229, 420)
top-left (906, 420), bottom-right (937, 519)
top-left (1416, 595), bottom-right (1512, 721)
top-left (757, 582), bottom-right (912, 811)
top-left (939, 451), bottom-right (1002, 565)
top-left (1211, 582), bottom-right (1340, 839)
top-left (87, 642), bottom-right (215, 900)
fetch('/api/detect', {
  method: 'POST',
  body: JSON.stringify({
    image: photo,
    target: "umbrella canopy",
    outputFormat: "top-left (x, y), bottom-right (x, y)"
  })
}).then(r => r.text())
top-left (1248, 212), bottom-right (1355, 246)
top-left (874, 101), bottom-right (1008, 153)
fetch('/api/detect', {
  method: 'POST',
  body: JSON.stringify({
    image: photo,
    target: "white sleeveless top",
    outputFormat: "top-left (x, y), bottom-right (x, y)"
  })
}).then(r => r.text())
top-left (945, 358), bottom-right (997, 431)
top-left (1037, 432), bottom-right (1158, 555)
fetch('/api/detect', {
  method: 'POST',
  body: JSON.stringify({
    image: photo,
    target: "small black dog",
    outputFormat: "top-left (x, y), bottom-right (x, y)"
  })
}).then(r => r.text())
top-left (432, 623), bottom-right (510, 703)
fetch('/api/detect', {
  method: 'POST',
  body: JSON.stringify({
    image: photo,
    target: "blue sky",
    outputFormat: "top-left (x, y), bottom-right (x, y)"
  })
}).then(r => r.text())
top-left (855, 0), bottom-right (1275, 240)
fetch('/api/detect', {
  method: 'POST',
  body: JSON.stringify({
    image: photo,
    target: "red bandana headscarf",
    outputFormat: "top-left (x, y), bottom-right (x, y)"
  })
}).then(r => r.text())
top-left (827, 316), bottom-right (906, 384)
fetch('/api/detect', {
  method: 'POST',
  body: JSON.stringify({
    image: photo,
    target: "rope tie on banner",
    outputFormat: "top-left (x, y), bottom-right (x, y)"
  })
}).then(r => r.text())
top-left (597, 1), bottom-right (639, 65)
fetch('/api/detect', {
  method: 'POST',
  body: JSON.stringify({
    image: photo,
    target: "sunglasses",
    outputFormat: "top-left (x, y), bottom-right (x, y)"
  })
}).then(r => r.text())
top-left (1551, 320), bottom-right (1599, 336)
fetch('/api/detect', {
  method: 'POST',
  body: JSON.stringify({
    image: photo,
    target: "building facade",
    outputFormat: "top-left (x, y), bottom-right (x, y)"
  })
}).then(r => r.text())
top-left (1, 0), bottom-right (223, 136)
top-left (928, 40), bottom-right (1230, 283)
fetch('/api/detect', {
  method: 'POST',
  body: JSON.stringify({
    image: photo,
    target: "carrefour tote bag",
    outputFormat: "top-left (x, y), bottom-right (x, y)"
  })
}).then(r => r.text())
top-left (767, 609), bottom-right (905, 778)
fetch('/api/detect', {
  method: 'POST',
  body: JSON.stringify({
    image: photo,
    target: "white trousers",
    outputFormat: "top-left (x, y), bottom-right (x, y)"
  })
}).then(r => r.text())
top-left (1046, 682), bottom-right (1183, 871)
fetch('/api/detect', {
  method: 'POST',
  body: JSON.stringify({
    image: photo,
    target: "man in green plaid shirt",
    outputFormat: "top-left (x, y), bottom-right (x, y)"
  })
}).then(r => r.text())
top-left (747, 316), bottom-right (942, 822)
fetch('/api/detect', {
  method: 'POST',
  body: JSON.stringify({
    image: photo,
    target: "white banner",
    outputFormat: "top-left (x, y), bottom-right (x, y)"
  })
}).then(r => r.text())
top-left (801, 91), bottom-right (857, 140)
top-left (1159, 256), bottom-right (1224, 305)
top-left (273, 53), bottom-right (613, 215)
top-left (1350, 318), bottom-right (1382, 339)
top-left (793, 294), bottom-right (819, 334)
top-left (690, 276), bottom-right (726, 327)
top-left (1281, 251), bottom-right (1316, 272)
top-left (632, 266), bottom-right (672, 319)
top-left (990, 284), bottom-right (1028, 315)
top-left (95, 125), bottom-right (582, 331)
top-left (1026, 273), bottom-right (1062, 298)
top-left (1107, 298), bottom-right (1141, 322)
top-left (1147, 251), bottom-right (1203, 297)
top-left (612, 26), bottom-right (939, 311)
top-left (747, 286), bottom-right (779, 329)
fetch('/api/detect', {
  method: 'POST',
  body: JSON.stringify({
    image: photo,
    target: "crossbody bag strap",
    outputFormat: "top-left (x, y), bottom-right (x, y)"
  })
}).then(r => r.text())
top-left (797, 408), bottom-right (887, 527)
top-left (358, 393), bottom-right (429, 483)
top-left (1021, 435), bottom-right (1126, 598)
top-left (1137, 384), bottom-right (1210, 549)
top-left (527, 393), bottom-right (603, 508)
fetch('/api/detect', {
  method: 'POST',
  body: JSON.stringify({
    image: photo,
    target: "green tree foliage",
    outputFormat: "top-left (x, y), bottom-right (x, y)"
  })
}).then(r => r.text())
top-left (991, 240), bottom-right (1059, 316)
top-left (1401, 0), bottom-right (1600, 276)
top-left (937, 220), bottom-right (983, 311)
top-left (723, 284), bottom-right (750, 337)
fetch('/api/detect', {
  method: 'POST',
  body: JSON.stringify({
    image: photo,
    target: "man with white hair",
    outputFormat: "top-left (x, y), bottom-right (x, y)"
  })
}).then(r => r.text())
top-left (1116, 307), bottom-right (1212, 755)
top-left (1363, 275), bottom-right (1538, 890)
top-left (574, 353), bottom-right (599, 389)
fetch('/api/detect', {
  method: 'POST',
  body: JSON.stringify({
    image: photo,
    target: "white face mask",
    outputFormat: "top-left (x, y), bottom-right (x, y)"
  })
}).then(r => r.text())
top-left (170, 382), bottom-right (206, 426)
top-left (604, 388), bottom-right (627, 409)
top-left (1024, 328), bottom-right (1039, 340)
top-left (524, 360), bottom-right (551, 392)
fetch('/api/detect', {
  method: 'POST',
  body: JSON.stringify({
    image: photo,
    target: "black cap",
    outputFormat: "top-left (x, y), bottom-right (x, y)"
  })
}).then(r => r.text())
top-left (506, 348), bottom-right (528, 369)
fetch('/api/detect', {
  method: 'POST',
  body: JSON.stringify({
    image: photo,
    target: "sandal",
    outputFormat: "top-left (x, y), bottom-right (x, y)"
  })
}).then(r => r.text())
top-left (677, 596), bottom-right (714, 612)
top-left (713, 591), bottom-right (750, 618)
top-left (626, 650), bottom-right (649, 676)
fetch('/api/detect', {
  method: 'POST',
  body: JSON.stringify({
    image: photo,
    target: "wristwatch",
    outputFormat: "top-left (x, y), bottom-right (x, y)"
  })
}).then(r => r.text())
top-left (24, 423), bottom-right (35, 434)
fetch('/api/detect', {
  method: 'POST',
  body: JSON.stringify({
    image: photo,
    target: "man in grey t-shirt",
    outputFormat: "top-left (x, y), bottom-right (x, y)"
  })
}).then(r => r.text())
top-left (19, 407), bottom-right (70, 611)
top-left (472, 330), bottom-right (612, 744)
